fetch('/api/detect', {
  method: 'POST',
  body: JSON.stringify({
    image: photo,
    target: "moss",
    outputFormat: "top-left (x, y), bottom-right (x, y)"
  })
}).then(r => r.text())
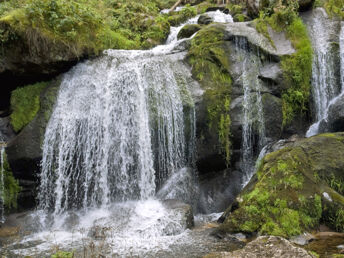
top-left (220, 133), bottom-right (344, 237)
top-left (324, 0), bottom-right (344, 20)
top-left (51, 251), bottom-right (74, 258)
top-left (187, 24), bottom-right (232, 164)
top-left (167, 5), bottom-right (197, 26)
top-left (10, 81), bottom-right (48, 133)
top-left (1, 151), bottom-right (21, 210)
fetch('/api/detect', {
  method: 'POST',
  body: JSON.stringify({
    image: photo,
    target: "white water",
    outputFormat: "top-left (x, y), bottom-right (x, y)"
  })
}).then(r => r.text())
top-left (235, 38), bottom-right (266, 185)
top-left (0, 143), bottom-right (5, 224)
top-left (306, 12), bottom-right (342, 137)
top-left (4, 10), bottom-right (234, 257)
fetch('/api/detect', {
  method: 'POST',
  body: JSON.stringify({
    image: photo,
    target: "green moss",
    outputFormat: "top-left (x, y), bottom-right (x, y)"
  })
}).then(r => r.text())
top-left (253, 2), bottom-right (313, 126)
top-left (167, 5), bottom-right (197, 26)
top-left (10, 81), bottom-right (48, 132)
top-left (187, 24), bottom-right (232, 164)
top-left (51, 251), bottom-right (74, 258)
top-left (324, 0), bottom-right (344, 20)
top-left (221, 133), bottom-right (344, 236)
top-left (1, 151), bottom-right (21, 210)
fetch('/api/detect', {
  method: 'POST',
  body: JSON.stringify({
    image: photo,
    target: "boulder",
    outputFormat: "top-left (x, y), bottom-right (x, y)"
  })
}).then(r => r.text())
top-left (6, 79), bottom-right (60, 180)
top-left (162, 199), bottom-right (194, 229)
top-left (218, 133), bottom-right (344, 237)
top-left (204, 236), bottom-right (314, 257)
top-left (327, 93), bottom-right (344, 132)
top-left (177, 24), bottom-right (202, 40)
top-left (198, 14), bottom-right (213, 25)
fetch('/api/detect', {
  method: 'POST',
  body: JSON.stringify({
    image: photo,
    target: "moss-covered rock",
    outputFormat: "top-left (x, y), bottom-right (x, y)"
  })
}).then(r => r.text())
top-left (219, 133), bottom-right (344, 237)
top-left (177, 24), bottom-right (201, 39)
top-left (6, 79), bottom-right (60, 181)
top-left (10, 82), bottom-right (48, 133)
top-left (187, 24), bottom-right (232, 167)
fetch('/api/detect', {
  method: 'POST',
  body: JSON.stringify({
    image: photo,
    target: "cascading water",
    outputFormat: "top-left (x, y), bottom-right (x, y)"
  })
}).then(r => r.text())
top-left (38, 49), bottom-right (196, 216)
top-left (2, 10), bottom-right (238, 257)
top-left (0, 140), bottom-right (5, 224)
top-left (306, 10), bottom-right (341, 137)
top-left (235, 38), bottom-right (267, 185)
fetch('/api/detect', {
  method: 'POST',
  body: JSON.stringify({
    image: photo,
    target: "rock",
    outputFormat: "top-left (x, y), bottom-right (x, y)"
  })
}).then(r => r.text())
top-left (198, 14), bottom-right (213, 25)
top-left (0, 21), bottom-right (82, 110)
top-left (0, 226), bottom-right (20, 238)
top-left (177, 24), bottom-right (202, 40)
top-left (204, 236), bottom-right (314, 257)
top-left (162, 199), bottom-right (194, 229)
top-left (327, 93), bottom-right (344, 132)
top-left (6, 79), bottom-right (60, 180)
top-left (218, 133), bottom-right (344, 237)
top-left (223, 22), bottom-right (295, 59)
top-left (262, 93), bottom-right (283, 140)
top-left (290, 233), bottom-right (315, 245)
top-left (0, 116), bottom-right (15, 142)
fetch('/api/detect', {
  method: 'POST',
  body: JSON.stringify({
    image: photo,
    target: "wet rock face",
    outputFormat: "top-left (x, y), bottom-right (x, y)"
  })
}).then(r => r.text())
top-left (205, 236), bottom-right (314, 258)
top-left (6, 79), bottom-right (60, 181)
top-left (198, 14), bottom-right (213, 25)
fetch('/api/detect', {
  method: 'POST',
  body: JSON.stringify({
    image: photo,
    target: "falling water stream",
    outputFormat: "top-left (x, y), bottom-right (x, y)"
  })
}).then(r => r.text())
top-left (306, 12), bottom-right (343, 137)
top-left (0, 141), bottom-right (5, 224)
top-left (234, 38), bottom-right (266, 185)
top-left (0, 10), bottom-right (240, 258)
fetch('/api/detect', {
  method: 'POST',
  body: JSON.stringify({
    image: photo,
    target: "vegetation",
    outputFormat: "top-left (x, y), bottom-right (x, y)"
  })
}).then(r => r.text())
top-left (0, 0), bottom-right (201, 53)
top-left (220, 133), bottom-right (344, 237)
top-left (10, 81), bottom-right (48, 132)
top-left (314, 0), bottom-right (344, 19)
top-left (253, 1), bottom-right (313, 126)
top-left (1, 151), bottom-right (21, 210)
top-left (51, 250), bottom-right (74, 258)
top-left (187, 24), bottom-right (232, 164)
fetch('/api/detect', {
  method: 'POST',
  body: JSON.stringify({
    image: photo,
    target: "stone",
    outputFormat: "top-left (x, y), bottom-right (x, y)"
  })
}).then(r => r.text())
top-left (290, 233), bottom-right (315, 245)
top-left (204, 236), bottom-right (314, 258)
top-left (219, 133), bottom-right (344, 236)
top-left (162, 199), bottom-right (194, 229)
top-left (6, 79), bottom-right (60, 180)
top-left (327, 93), bottom-right (344, 132)
top-left (262, 93), bottom-right (283, 140)
top-left (177, 24), bottom-right (202, 40)
top-left (198, 14), bottom-right (213, 25)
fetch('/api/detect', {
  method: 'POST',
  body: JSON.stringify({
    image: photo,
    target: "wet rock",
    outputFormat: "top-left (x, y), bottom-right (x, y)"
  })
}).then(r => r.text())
top-left (6, 79), bottom-right (60, 180)
top-left (0, 226), bottom-right (20, 237)
top-left (198, 14), bottom-right (213, 25)
top-left (290, 233), bottom-right (315, 246)
top-left (162, 199), bottom-right (194, 229)
top-left (177, 24), bottom-right (202, 40)
top-left (204, 236), bottom-right (314, 257)
top-left (219, 133), bottom-right (344, 237)
top-left (327, 94), bottom-right (344, 132)
top-left (262, 93), bottom-right (283, 140)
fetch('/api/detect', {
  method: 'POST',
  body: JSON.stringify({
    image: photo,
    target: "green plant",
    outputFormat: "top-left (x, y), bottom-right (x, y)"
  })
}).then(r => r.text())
top-left (51, 251), bottom-right (74, 258)
top-left (1, 152), bottom-right (21, 210)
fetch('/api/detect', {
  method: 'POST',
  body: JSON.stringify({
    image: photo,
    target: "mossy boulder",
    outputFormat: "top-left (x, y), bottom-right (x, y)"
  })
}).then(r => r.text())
top-left (177, 24), bottom-right (202, 40)
top-left (197, 14), bottom-right (212, 25)
top-left (218, 133), bottom-right (344, 237)
top-left (6, 79), bottom-right (60, 181)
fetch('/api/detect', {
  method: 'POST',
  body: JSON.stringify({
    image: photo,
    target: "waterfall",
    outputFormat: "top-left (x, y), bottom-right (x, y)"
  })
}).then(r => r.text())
top-left (235, 38), bottom-right (266, 185)
top-left (38, 50), bottom-right (196, 216)
top-left (0, 142), bottom-right (5, 224)
top-left (306, 10), bottom-right (341, 137)
top-left (341, 22), bottom-right (344, 89)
